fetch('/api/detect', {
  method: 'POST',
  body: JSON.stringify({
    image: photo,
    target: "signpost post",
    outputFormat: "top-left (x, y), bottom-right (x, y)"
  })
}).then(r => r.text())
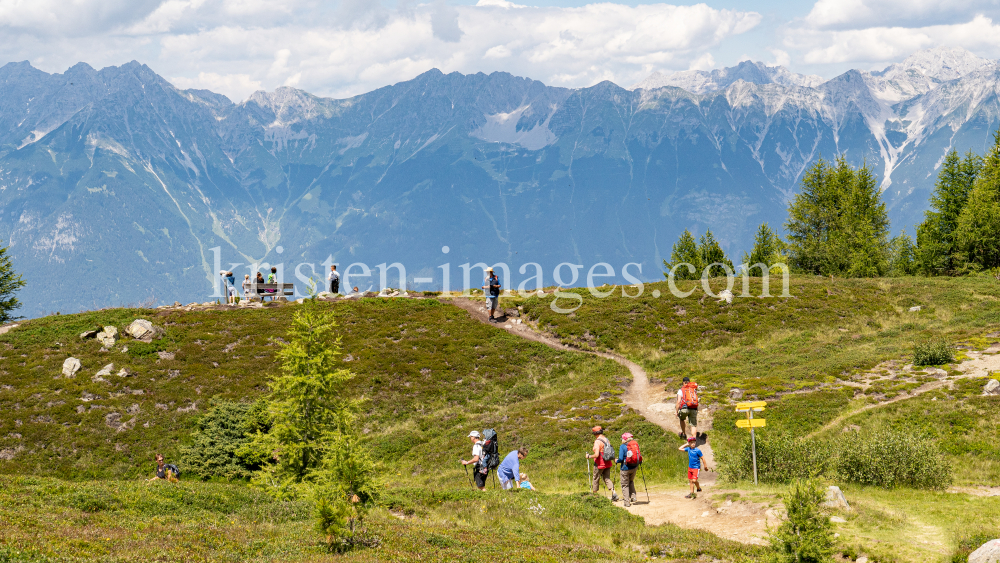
top-left (735, 400), bottom-right (766, 485)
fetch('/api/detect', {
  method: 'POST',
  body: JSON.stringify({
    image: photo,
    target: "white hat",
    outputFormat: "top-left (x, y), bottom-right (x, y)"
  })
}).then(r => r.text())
top-left (468, 430), bottom-right (481, 438)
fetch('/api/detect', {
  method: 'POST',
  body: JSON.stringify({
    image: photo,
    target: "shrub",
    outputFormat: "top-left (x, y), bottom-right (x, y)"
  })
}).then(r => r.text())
top-left (181, 400), bottom-right (271, 480)
top-left (833, 427), bottom-right (951, 489)
top-left (769, 479), bottom-right (834, 563)
top-left (717, 433), bottom-right (829, 484)
top-left (912, 339), bottom-right (953, 366)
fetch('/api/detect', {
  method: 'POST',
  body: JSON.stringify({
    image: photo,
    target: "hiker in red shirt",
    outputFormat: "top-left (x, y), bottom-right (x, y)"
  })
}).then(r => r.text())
top-left (585, 426), bottom-right (618, 501)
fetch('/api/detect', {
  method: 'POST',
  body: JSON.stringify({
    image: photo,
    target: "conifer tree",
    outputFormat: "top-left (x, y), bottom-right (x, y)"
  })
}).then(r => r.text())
top-left (663, 229), bottom-right (701, 280)
top-left (0, 240), bottom-right (25, 323)
top-left (697, 230), bottom-right (734, 278)
top-left (742, 223), bottom-right (782, 274)
top-left (954, 133), bottom-right (1000, 271)
top-left (916, 149), bottom-right (982, 274)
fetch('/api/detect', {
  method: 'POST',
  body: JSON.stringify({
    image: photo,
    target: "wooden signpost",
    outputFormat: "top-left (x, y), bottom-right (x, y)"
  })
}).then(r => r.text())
top-left (735, 400), bottom-right (766, 485)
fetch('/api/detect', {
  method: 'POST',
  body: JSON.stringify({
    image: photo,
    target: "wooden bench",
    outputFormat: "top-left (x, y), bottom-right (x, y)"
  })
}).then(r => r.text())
top-left (246, 283), bottom-right (295, 301)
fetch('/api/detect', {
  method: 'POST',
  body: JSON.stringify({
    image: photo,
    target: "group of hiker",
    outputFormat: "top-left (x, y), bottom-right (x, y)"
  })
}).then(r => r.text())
top-left (219, 265), bottom-right (357, 303)
top-left (458, 376), bottom-right (709, 502)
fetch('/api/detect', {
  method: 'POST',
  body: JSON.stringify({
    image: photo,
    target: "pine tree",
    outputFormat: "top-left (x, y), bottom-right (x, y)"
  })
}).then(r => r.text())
top-left (844, 163), bottom-right (890, 277)
top-left (916, 149), bottom-right (982, 274)
top-left (742, 223), bottom-right (781, 275)
top-left (663, 229), bottom-right (701, 280)
top-left (0, 240), bottom-right (26, 323)
top-left (698, 230), bottom-right (734, 278)
top-left (951, 132), bottom-right (1000, 272)
top-left (888, 233), bottom-right (918, 276)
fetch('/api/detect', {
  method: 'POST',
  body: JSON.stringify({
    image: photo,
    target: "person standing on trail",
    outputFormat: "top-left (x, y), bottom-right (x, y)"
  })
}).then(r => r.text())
top-left (586, 426), bottom-right (619, 501)
top-left (676, 376), bottom-right (700, 439)
top-left (617, 433), bottom-right (641, 507)
top-left (460, 431), bottom-right (487, 491)
top-left (497, 446), bottom-right (528, 489)
top-left (328, 265), bottom-right (340, 295)
top-left (679, 436), bottom-right (708, 499)
top-left (482, 267), bottom-right (501, 322)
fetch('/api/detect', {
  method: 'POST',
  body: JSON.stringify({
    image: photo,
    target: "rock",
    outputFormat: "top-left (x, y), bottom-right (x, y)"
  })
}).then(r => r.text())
top-left (96, 326), bottom-right (118, 347)
top-left (985, 379), bottom-right (1000, 395)
top-left (104, 412), bottom-right (135, 432)
top-left (729, 388), bottom-right (744, 400)
top-left (717, 289), bottom-right (734, 304)
top-left (909, 306), bottom-right (922, 312)
top-left (157, 351), bottom-right (175, 361)
top-left (0, 323), bottom-right (19, 335)
top-left (969, 539), bottom-right (1000, 563)
top-left (81, 391), bottom-right (98, 402)
top-left (276, 296), bottom-right (288, 302)
top-left (61, 357), bottom-right (82, 378)
top-left (822, 485), bottom-right (850, 510)
top-left (117, 368), bottom-right (133, 378)
top-left (296, 298), bottom-right (305, 304)
top-left (173, 301), bottom-right (181, 307)
top-left (91, 374), bottom-right (107, 383)
top-left (855, 557), bottom-right (868, 563)
top-left (79, 328), bottom-right (100, 339)
top-left (96, 363), bottom-right (114, 377)
top-left (830, 516), bottom-right (847, 523)
top-left (125, 319), bottom-right (160, 341)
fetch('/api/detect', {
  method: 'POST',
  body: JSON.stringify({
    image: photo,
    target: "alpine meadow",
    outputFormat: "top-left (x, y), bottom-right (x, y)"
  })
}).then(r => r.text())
top-left (2, 34), bottom-right (1000, 563)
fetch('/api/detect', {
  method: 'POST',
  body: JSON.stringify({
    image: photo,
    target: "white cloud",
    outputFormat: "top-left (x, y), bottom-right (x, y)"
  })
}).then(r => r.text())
top-left (804, 0), bottom-right (998, 30)
top-left (0, 0), bottom-right (761, 101)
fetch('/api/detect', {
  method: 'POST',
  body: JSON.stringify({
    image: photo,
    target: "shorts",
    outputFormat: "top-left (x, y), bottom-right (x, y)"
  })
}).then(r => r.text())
top-left (487, 296), bottom-right (498, 310)
top-left (678, 407), bottom-right (698, 426)
top-left (500, 477), bottom-right (514, 490)
top-left (687, 468), bottom-right (700, 481)
top-left (475, 468), bottom-right (488, 488)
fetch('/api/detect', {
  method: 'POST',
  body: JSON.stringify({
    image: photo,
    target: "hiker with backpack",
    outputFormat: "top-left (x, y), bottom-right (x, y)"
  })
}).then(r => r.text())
top-left (482, 267), bottom-right (501, 322)
top-left (461, 430), bottom-right (488, 491)
top-left (475, 429), bottom-right (500, 489)
top-left (679, 436), bottom-right (709, 499)
top-left (497, 446), bottom-right (528, 490)
top-left (585, 426), bottom-right (618, 501)
top-left (147, 453), bottom-right (180, 483)
top-left (617, 433), bottom-right (642, 507)
top-left (676, 376), bottom-right (700, 439)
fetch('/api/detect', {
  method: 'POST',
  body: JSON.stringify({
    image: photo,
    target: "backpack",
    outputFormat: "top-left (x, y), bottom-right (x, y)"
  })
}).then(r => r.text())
top-left (165, 463), bottom-right (181, 477)
top-left (489, 276), bottom-right (500, 297)
top-left (479, 429), bottom-right (499, 472)
top-left (598, 436), bottom-right (615, 461)
top-left (681, 381), bottom-right (700, 408)
top-left (624, 440), bottom-right (642, 466)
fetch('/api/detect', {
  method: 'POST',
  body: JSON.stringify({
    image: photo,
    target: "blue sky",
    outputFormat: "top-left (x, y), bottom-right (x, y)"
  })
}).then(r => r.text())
top-left (1, 0), bottom-right (999, 101)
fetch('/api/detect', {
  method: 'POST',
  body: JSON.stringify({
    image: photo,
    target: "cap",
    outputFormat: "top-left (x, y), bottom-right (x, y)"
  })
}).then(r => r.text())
top-left (621, 432), bottom-right (633, 441)
top-left (682, 376), bottom-right (690, 382)
top-left (687, 436), bottom-right (696, 442)
top-left (591, 426), bottom-right (603, 434)
top-left (468, 431), bottom-right (481, 438)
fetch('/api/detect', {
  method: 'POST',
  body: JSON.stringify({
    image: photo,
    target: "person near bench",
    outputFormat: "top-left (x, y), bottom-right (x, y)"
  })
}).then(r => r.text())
top-left (266, 267), bottom-right (277, 301)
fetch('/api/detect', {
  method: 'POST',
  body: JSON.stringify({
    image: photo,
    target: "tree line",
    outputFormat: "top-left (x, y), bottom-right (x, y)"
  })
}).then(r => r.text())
top-left (664, 132), bottom-right (1000, 279)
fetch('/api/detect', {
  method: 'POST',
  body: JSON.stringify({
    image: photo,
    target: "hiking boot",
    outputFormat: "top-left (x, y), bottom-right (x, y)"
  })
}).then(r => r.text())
top-left (631, 495), bottom-right (637, 503)
top-left (611, 494), bottom-right (619, 502)
top-left (684, 493), bottom-right (694, 499)
top-left (677, 431), bottom-right (685, 439)
top-left (696, 487), bottom-right (702, 492)
top-left (623, 500), bottom-right (631, 507)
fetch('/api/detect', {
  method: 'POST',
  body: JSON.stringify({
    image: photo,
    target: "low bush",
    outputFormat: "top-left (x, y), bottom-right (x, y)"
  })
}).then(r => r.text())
top-left (181, 400), bottom-right (271, 480)
top-left (769, 479), bottom-right (835, 563)
top-left (912, 339), bottom-right (953, 366)
top-left (833, 427), bottom-right (951, 489)
top-left (717, 433), bottom-right (829, 483)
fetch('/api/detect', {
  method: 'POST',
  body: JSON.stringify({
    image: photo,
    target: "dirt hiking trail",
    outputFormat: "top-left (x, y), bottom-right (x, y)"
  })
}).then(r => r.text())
top-left (445, 297), bottom-right (784, 543)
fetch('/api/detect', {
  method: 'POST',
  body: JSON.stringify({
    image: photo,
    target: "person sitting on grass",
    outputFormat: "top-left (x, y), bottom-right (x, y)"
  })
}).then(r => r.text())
top-left (518, 473), bottom-right (536, 491)
top-left (497, 446), bottom-right (528, 490)
top-left (678, 437), bottom-right (707, 499)
top-left (148, 453), bottom-right (179, 483)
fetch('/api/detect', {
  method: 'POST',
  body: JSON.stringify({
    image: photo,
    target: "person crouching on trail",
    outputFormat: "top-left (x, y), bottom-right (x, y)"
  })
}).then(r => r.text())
top-left (585, 426), bottom-right (618, 501)
top-left (617, 433), bottom-right (642, 507)
top-left (497, 446), bottom-right (528, 489)
top-left (676, 376), bottom-right (700, 439)
top-left (679, 437), bottom-right (708, 499)
top-left (461, 430), bottom-right (487, 491)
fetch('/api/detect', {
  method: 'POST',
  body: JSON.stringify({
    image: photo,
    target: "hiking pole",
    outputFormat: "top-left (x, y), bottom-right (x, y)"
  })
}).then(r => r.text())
top-left (586, 456), bottom-right (592, 494)
top-left (638, 463), bottom-right (650, 503)
top-left (464, 464), bottom-right (474, 489)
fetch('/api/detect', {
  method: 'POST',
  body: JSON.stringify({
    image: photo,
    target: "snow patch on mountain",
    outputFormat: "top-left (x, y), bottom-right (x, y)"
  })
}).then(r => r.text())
top-left (471, 104), bottom-right (557, 150)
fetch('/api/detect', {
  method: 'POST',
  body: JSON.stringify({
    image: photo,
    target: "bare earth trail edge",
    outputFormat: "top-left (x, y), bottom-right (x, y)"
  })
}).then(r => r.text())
top-left (445, 297), bottom-right (780, 545)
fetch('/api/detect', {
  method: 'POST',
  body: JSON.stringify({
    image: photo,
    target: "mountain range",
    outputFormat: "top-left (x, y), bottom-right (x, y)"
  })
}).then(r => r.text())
top-left (3, 47), bottom-right (1000, 317)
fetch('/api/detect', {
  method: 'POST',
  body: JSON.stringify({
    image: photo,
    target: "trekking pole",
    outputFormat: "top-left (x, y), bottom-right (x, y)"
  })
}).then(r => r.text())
top-left (586, 456), bottom-right (592, 493)
top-left (464, 464), bottom-right (474, 489)
top-left (638, 463), bottom-right (650, 503)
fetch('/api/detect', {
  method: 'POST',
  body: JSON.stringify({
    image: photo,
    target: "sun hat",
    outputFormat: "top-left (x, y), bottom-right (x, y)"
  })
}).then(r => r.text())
top-left (468, 430), bottom-right (481, 438)
top-left (621, 432), bottom-right (633, 441)
top-left (591, 426), bottom-right (603, 434)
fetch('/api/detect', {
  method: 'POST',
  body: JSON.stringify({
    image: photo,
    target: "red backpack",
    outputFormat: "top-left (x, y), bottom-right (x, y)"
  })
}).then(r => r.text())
top-left (625, 440), bottom-right (642, 466)
top-left (681, 381), bottom-right (700, 408)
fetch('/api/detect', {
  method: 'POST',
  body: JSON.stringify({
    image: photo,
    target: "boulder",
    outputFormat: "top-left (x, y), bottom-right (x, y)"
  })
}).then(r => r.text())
top-left (909, 305), bottom-right (922, 312)
top-left (985, 379), bottom-right (1000, 395)
top-left (96, 363), bottom-right (114, 377)
top-left (79, 328), bottom-right (100, 340)
top-left (96, 326), bottom-right (118, 348)
top-left (717, 289), bottom-right (734, 304)
top-left (822, 485), bottom-right (850, 510)
top-left (970, 539), bottom-right (1000, 563)
top-left (729, 388), bottom-right (744, 400)
top-left (125, 319), bottom-right (161, 342)
top-left (61, 357), bottom-right (81, 378)
top-left (117, 368), bottom-right (133, 378)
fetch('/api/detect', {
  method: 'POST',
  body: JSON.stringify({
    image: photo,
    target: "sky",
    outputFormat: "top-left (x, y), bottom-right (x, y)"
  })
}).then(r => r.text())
top-left (4, 0), bottom-right (1000, 101)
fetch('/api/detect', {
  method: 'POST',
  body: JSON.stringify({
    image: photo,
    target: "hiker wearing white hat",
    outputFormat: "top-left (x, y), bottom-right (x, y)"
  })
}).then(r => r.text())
top-left (481, 267), bottom-right (501, 322)
top-left (461, 430), bottom-right (487, 490)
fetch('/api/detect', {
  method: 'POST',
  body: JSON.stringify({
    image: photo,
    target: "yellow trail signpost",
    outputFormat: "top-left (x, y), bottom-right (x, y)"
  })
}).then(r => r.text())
top-left (735, 400), bottom-right (767, 485)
